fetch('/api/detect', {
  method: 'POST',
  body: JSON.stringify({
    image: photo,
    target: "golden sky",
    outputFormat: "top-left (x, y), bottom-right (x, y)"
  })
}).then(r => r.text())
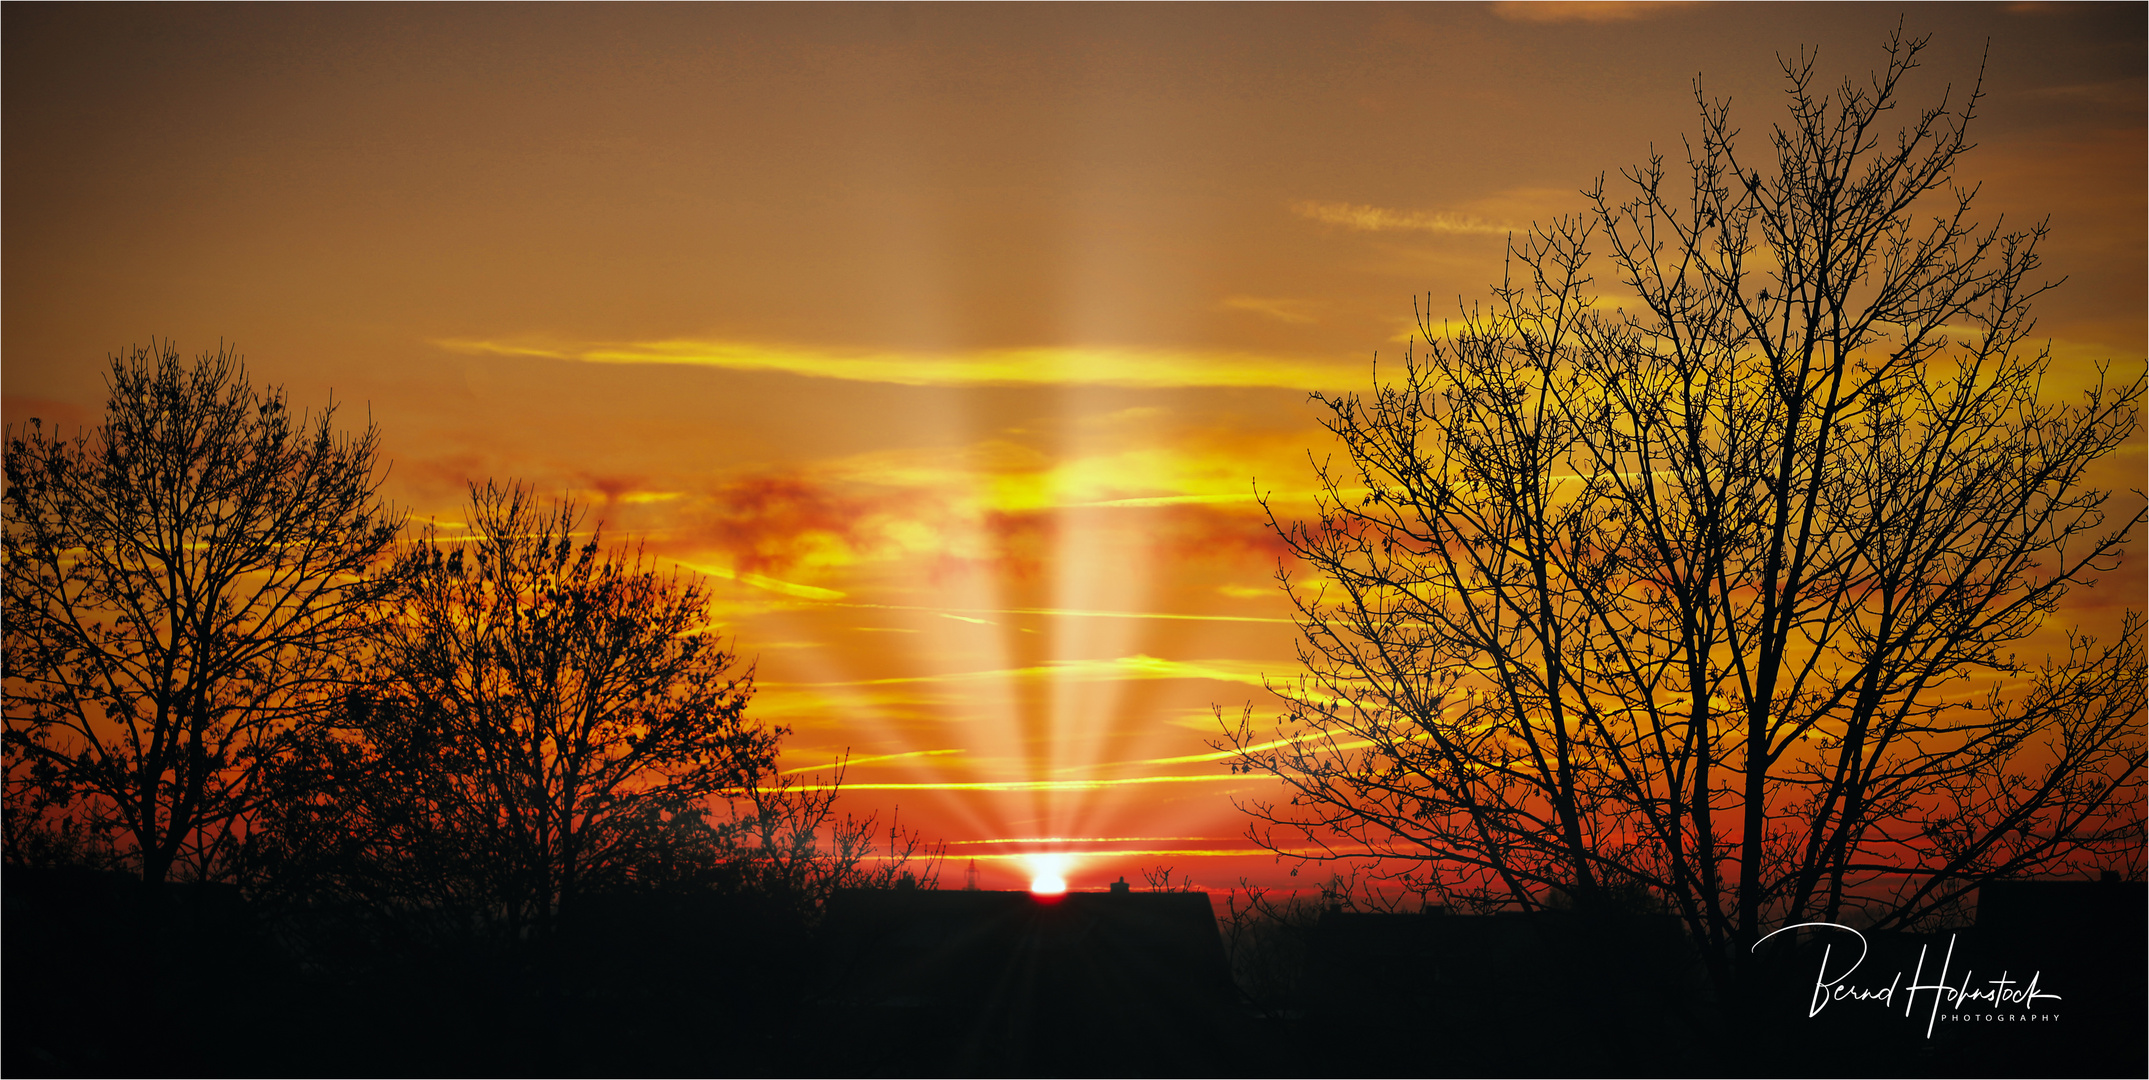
top-left (6, 3), bottom-right (2142, 891)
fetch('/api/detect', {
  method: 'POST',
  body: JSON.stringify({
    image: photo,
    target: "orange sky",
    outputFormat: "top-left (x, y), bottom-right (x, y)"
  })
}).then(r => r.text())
top-left (6, 3), bottom-right (2142, 892)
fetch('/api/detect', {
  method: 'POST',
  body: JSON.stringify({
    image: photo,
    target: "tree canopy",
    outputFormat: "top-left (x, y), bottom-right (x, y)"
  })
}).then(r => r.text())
top-left (4, 342), bottom-right (401, 885)
top-left (1225, 33), bottom-right (2145, 990)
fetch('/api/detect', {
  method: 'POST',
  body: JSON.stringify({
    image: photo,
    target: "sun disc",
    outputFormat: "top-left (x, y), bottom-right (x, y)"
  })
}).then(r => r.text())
top-left (1029, 872), bottom-right (1067, 896)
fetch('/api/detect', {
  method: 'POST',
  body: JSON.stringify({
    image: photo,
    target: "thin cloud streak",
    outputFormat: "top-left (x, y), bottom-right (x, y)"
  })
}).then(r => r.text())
top-left (672, 559), bottom-right (846, 600)
top-left (436, 338), bottom-right (1362, 390)
top-left (1490, 1), bottom-right (1699, 23)
top-left (959, 846), bottom-right (1355, 862)
top-left (777, 748), bottom-right (966, 776)
top-left (945, 836), bottom-right (1227, 846)
top-left (774, 773), bottom-right (1266, 792)
top-left (760, 655), bottom-right (1282, 690)
top-left (832, 601), bottom-right (1294, 625)
top-left (1290, 200), bottom-right (1512, 236)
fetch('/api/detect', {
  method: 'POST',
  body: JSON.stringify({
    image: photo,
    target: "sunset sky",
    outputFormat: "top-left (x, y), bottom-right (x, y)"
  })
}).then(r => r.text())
top-left (6, 2), bottom-right (2142, 892)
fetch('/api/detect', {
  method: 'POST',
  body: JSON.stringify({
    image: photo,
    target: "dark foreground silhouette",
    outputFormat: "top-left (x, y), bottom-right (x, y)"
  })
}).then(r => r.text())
top-left (815, 887), bottom-right (1256, 1074)
top-left (5, 870), bottom-right (2141, 1077)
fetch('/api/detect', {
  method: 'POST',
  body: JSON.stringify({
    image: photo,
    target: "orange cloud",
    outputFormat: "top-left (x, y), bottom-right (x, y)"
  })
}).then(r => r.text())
top-left (1290, 200), bottom-right (1512, 236)
top-left (774, 773), bottom-right (1262, 793)
top-left (763, 654), bottom-right (1284, 690)
top-left (677, 473), bottom-right (905, 575)
top-left (778, 747), bottom-right (966, 776)
top-left (1489, 1), bottom-right (1699, 23)
top-left (1221, 295), bottom-right (1321, 325)
top-left (435, 337), bottom-right (1363, 390)
top-left (1154, 503), bottom-right (1294, 566)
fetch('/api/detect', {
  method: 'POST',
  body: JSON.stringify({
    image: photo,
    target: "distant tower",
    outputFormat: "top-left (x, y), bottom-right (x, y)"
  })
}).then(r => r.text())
top-left (964, 859), bottom-right (979, 891)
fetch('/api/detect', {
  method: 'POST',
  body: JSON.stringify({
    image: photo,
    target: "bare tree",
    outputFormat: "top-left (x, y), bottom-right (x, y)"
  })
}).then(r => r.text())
top-left (1140, 864), bottom-right (1198, 892)
top-left (262, 480), bottom-right (934, 939)
top-left (3, 342), bottom-right (401, 886)
top-left (1222, 33), bottom-right (2145, 991)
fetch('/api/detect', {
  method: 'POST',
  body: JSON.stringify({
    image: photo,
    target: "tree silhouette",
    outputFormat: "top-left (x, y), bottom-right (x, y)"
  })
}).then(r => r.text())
top-left (4, 342), bottom-right (400, 886)
top-left (290, 481), bottom-right (766, 937)
top-left (259, 480), bottom-right (931, 940)
top-left (1223, 33), bottom-right (2145, 991)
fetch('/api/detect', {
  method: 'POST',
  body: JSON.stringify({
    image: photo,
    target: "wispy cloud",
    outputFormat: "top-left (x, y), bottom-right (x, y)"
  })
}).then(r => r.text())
top-left (955, 846), bottom-right (1351, 862)
top-left (1489, 1), bottom-right (1698, 23)
top-left (775, 772), bottom-right (1267, 792)
top-left (945, 836), bottom-right (1227, 846)
top-left (1068, 492), bottom-right (1260, 508)
top-left (763, 654), bottom-right (1283, 689)
top-left (2024, 79), bottom-right (2143, 109)
top-left (436, 337), bottom-right (1359, 390)
top-left (1220, 295), bottom-right (1319, 325)
top-left (671, 559), bottom-right (846, 601)
top-left (834, 602), bottom-right (1295, 625)
top-left (777, 747), bottom-right (965, 776)
top-left (1290, 200), bottom-right (1511, 236)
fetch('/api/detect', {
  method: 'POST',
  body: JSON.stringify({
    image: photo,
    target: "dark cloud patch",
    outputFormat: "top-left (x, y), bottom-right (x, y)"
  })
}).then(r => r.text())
top-left (928, 509), bottom-right (1057, 584)
top-left (676, 472), bottom-right (906, 575)
top-left (581, 472), bottom-right (649, 506)
top-left (1156, 503), bottom-right (1294, 566)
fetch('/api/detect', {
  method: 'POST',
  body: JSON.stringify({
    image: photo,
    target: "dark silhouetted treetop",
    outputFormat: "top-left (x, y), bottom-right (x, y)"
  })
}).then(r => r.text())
top-left (4, 341), bottom-right (401, 886)
top-left (1221, 31), bottom-right (2145, 996)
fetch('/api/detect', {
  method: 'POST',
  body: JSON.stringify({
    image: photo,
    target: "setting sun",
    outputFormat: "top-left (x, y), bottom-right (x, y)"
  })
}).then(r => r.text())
top-left (1025, 854), bottom-right (1072, 896)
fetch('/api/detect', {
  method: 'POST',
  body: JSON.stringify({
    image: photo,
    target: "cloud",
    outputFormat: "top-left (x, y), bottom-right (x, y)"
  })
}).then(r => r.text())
top-left (778, 747), bottom-right (966, 776)
top-left (1070, 493), bottom-right (1258, 508)
top-left (833, 601), bottom-right (1294, 626)
top-left (764, 654), bottom-right (1285, 689)
top-left (948, 845), bottom-right (1342, 862)
top-left (1290, 200), bottom-right (1512, 236)
top-left (1220, 295), bottom-right (1319, 325)
top-left (598, 422), bottom-right (1316, 594)
top-left (672, 559), bottom-right (847, 601)
top-left (1088, 724), bottom-right (1406, 770)
top-left (1155, 503), bottom-right (1295, 565)
top-left (2024, 79), bottom-right (2144, 110)
top-left (678, 473), bottom-right (905, 576)
top-left (774, 773), bottom-right (1267, 793)
top-left (436, 337), bottom-right (1360, 390)
top-left (945, 835), bottom-right (1228, 846)
top-left (1489, 1), bottom-right (1698, 24)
